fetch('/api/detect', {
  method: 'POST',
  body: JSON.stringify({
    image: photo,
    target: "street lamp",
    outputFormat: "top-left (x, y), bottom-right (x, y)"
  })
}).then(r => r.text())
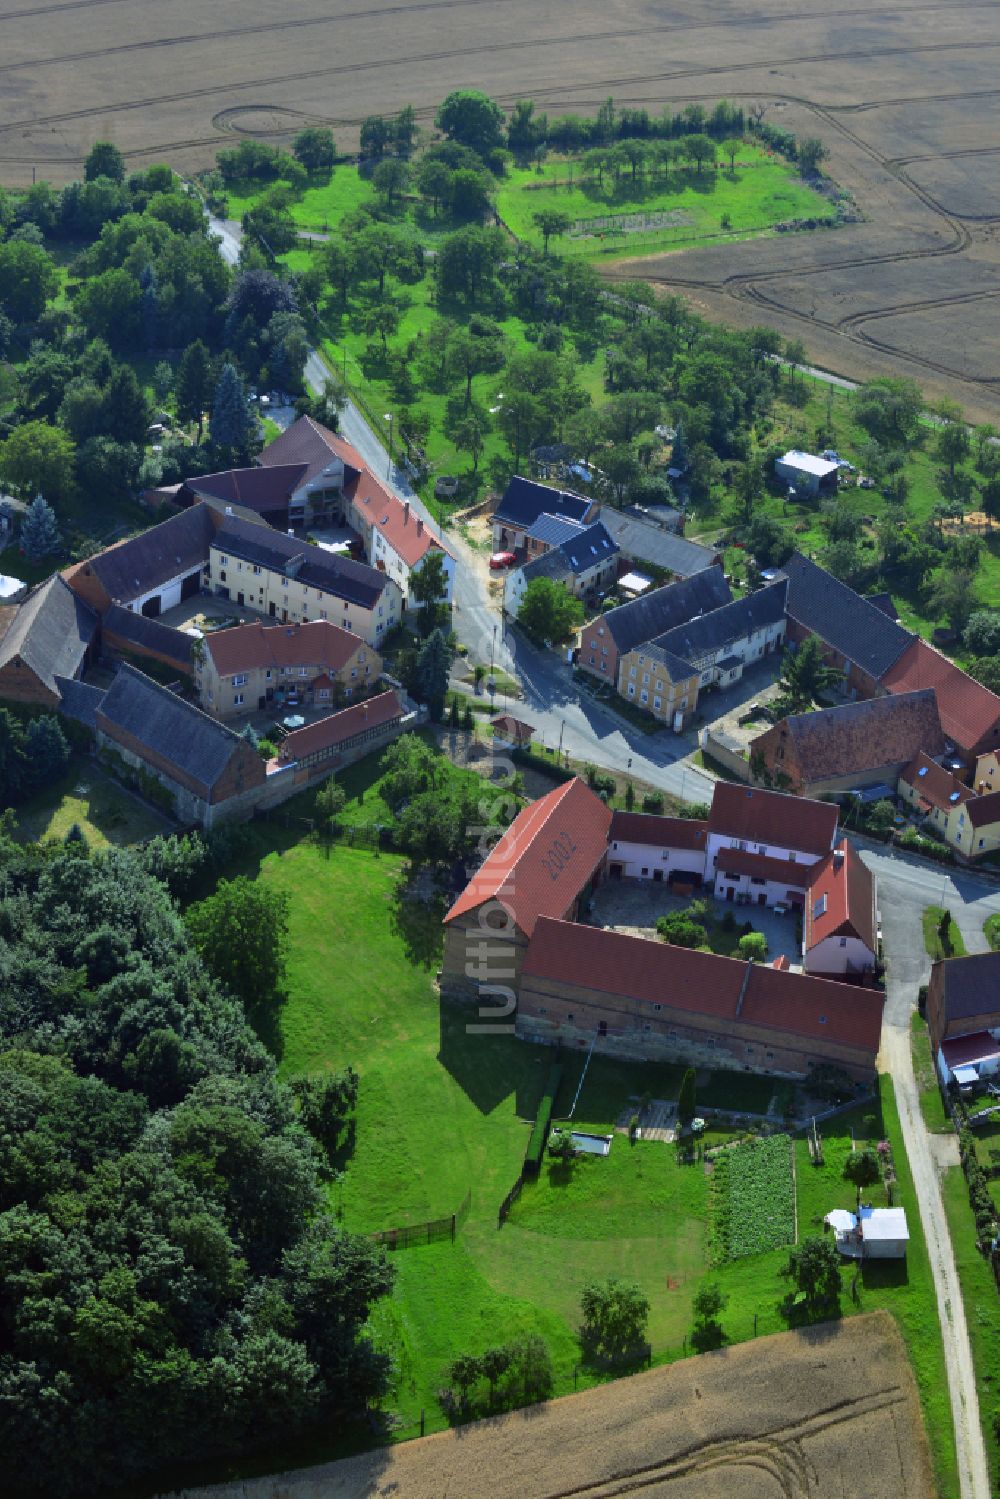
top-left (383, 410), bottom-right (395, 473)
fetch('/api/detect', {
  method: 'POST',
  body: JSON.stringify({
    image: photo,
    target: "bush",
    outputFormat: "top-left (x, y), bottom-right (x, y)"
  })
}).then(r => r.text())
top-left (985, 914), bottom-right (1000, 953)
top-left (737, 931), bottom-right (767, 962)
top-left (524, 1062), bottom-right (563, 1173)
top-left (655, 913), bottom-right (708, 949)
top-left (641, 791), bottom-right (664, 814)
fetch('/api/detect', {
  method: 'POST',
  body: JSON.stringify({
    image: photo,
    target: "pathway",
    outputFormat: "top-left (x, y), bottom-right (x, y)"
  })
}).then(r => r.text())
top-left (879, 898), bottom-right (990, 1499)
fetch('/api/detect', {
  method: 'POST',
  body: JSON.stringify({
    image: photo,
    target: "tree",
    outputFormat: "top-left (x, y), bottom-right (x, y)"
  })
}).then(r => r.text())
top-left (435, 90), bottom-right (505, 157)
top-left (289, 1068), bottom-right (358, 1155)
top-left (359, 114), bottom-right (391, 160)
top-left (579, 1277), bottom-right (650, 1365)
top-left (435, 224), bottom-right (504, 305)
top-left (410, 549), bottom-right (450, 635)
top-left (185, 876), bottom-right (290, 1021)
top-left (393, 104), bottom-right (418, 155)
top-left (446, 320), bottom-right (505, 409)
top-left (929, 565), bottom-right (978, 635)
top-left (677, 1067), bottom-right (697, 1126)
top-left (721, 137), bottom-right (741, 171)
top-left (844, 1148), bottom-right (881, 1188)
top-left (0, 421), bottom-right (75, 503)
top-left (84, 140), bottom-right (126, 183)
top-left (533, 208), bottom-right (571, 255)
top-left (372, 158), bottom-right (409, 210)
top-left (691, 1283), bottom-right (727, 1351)
top-left (175, 340), bottom-right (213, 436)
top-left (937, 418), bottom-right (970, 477)
top-left (0, 240), bottom-right (59, 324)
top-left (448, 410), bottom-right (488, 475)
top-left (782, 1236), bottom-right (842, 1319)
top-left (314, 779), bottom-right (346, 831)
top-left (797, 137), bottom-right (827, 174)
top-left (417, 158), bottom-right (454, 216)
top-left (853, 377), bottom-right (923, 448)
top-left (738, 931), bottom-right (767, 963)
top-left (964, 611), bottom-right (1000, 657)
top-left (102, 365), bottom-right (150, 445)
top-left (822, 538), bottom-right (866, 588)
top-left (74, 267), bottom-right (143, 350)
top-left (292, 127), bottom-right (336, 172)
top-left (777, 634), bottom-right (842, 712)
top-left (684, 134), bottom-right (717, 175)
top-left (210, 362), bottom-right (256, 461)
top-left (969, 656), bottom-right (1000, 694)
top-left (517, 576), bottom-right (584, 645)
top-left (415, 627), bottom-right (452, 720)
top-left (23, 715), bottom-right (70, 783)
top-left (18, 493), bottom-right (61, 561)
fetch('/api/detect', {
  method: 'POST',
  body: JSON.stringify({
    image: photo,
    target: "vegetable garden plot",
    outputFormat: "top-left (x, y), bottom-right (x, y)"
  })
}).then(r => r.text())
top-left (709, 1134), bottom-right (795, 1262)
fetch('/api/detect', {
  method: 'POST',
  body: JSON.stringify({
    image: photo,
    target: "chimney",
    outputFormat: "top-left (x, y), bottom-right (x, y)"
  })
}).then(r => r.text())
top-left (225, 505), bottom-right (233, 516)
top-left (417, 517), bottom-right (424, 537)
top-left (403, 501), bottom-right (410, 523)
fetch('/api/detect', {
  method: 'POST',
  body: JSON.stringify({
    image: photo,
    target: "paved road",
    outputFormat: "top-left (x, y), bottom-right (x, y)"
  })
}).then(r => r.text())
top-left (875, 862), bottom-right (991, 1499)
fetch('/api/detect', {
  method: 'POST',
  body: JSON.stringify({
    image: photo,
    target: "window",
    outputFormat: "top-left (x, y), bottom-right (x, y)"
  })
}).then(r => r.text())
top-left (281, 577), bottom-right (289, 588)
top-left (566, 1013), bottom-right (574, 1023)
top-left (653, 696), bottom-right (662, 711)
top-left (299, 667), bottom-right (308, 677)
top-left (253, 565), bottom-right (261, 576)
top-left (351, 668), bottom-right (357, 678)
top-left (643, 1023), bottom-right (651, 1033)
top-left (788, 851), bottom-right (796, 863)
top-left (598, 1021), bottom-right (607, 1037)
top-left (655, 680), bottom-right (663, 692)
top-left (813, 894), bottom-right (827, 919)
top-left (653, 1003), bottom-right (662, 1012)
top-left (598, 626), bottom-right (605, 636)
top-left (839, 937), bottom-right (847, 947)
top-left (232, 673), bottom-right (247, 687)
top-left (628, 684), bottom-right (635, 697)
top-left (641, 868), bottom-right (649, 877)
top-left (234, 692), bottom-right (244, 706)
top-left (750, 875), bottom-right (765, 886)
top-left (538, 1007), bottom-right (547, 1016)
top-left (237, 561), bottom-right (242, 571)
top-left (601, 643), bottom-right (607, 654)
top-left (590, 655), bottom-right (596, 665)
top-left (642, 673), bottom-right (650, 687)
top-left (757, 844), bottom-right (767, 854)
top-left (219, 555), bottom-right (228, 565)
top-left (220, 569), bottom-right (227, 583)
top-left (320, 610), bottom-right (327, 620)
top-left (765, 1050), bottom-right (774, 1061)
top-left (318, 688), bottom-right (330, 699)
top-left (629, 666), bottom-right (636, 679)
top-left (612, 841), bottom-right (619, 851)
top-left (265, 669), bottom-right (272, 680)
top-left (640, 689), bottom-right (648, 704)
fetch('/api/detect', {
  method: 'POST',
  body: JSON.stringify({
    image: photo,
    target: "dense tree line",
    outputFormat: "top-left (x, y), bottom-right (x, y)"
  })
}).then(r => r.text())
top-left (0, 830), bottom-right (393, 1494)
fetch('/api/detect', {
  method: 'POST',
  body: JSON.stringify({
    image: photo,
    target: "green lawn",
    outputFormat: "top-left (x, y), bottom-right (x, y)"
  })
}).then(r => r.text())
top-left (922, 906), bottom-right (968, 960)
top-left (911, 1012), bottom-right (951, 1133)
top-left (941, 1167), bottom-right (1000, 1484)
top-left (12, 760), bottom-right (173, 847)
top-left (495, 145), bottom-right (836, 260)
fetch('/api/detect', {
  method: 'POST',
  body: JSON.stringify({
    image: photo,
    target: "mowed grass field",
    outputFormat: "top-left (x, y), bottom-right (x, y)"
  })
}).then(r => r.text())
top-left (12, 760), bottom-right (172, 847)
top-left (495, 146), bottom-right (835, 260)
top-left (234, 749), bottom-right (957, 1494)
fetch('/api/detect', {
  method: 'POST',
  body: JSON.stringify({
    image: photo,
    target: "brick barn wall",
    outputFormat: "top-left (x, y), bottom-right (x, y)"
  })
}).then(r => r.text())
top-left (0, 660), bottom-right (60, 707)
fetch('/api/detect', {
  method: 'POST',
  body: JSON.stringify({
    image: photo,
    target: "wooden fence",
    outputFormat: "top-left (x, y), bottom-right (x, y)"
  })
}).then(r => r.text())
top-left (370, 1187), bottom-right (472, 1250)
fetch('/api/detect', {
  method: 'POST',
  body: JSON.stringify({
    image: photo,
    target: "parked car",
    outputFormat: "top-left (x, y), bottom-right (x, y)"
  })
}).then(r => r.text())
top-left (490, 551), bottom-right (516, 570)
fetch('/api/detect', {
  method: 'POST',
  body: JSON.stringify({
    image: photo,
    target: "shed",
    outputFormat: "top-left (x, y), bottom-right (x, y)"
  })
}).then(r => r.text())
top-left (491, 714), bottom-right (534, 748)
top-left (775, 450), bottom-right (839, 497)
top-left (825, 1206), bottom-right (909, 1259)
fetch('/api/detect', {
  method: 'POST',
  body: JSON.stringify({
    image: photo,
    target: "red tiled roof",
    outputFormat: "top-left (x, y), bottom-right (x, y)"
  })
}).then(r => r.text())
top-left (609, 812), bottom-right (708, 851)
top-left (713, 847), bottom-right (810, 888)
top-left (444, 777), bottom-right (612, 937)
top-left (805, 840), bottom-right (876, 954)
top-left (491, 714), bottom-right (534, 742)
top-left (883, 637), bottom-right (1000, 751)
top-left (346, 469), bottom-right (450, 569)
top-left (709, 782), bottom-right (838, 857)
top-left (968, 790), bottom-right (1000, 829)
top-left (277, 689), bottom-right (403, 761)
top-left (259, 415), bottom-right (364, 486)
top-left (900, 751), bottom-right (975, 814)
top-left (522, 917), bottom-right (883, 1054)
top-left (941, 1031), bottom-right (1000, 1069)
top-left (204, 619), bottom-right (367, 676)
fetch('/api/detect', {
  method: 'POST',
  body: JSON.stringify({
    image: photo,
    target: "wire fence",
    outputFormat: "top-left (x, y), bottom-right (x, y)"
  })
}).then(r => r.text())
top-left (370, 1188), bottom-right (472, 1250)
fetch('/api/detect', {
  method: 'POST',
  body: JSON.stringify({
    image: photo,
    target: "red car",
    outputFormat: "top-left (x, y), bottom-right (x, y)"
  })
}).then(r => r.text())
top-left (489, 551), bottom-right (517, 570)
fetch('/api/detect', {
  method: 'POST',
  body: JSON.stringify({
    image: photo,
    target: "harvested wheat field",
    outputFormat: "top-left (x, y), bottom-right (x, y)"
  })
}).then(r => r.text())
top-left (176, 1312), bottom-right (934, 1499)
top-left (3, 0), bottom-right (1000, 404)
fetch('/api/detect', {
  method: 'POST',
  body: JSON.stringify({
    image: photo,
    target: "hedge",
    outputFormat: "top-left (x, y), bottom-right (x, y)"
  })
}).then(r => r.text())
top-left (511, 747), bottom-right (575, 784)
top-left (524, 1062), bottom-right (563, 1175)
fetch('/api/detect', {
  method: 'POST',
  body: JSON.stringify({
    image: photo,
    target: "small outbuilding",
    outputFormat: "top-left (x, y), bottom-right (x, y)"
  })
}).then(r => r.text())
top-left (825, 1206), bottom-right (909, 1259)
top-left (491, 713), bottom-right (534, 749)
top-left (775, 450), bottom-right (839, 497)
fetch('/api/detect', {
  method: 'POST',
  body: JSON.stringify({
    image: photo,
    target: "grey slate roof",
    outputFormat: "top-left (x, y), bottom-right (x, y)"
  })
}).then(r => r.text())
top-left (560, 521), bottom-right (617, 575)
top-left (599, 508), bottom-right (717, 578)
top-left (521, 549), bottom-right (572, 585)
top-left (96, 663), bottom-right (248, 793)
top-left (259, 415), bottom-right (363, 486)
top-left (524, 512), bottom-right (588, 547)
top-left (649, 581), bottom-right (788, 674)
top-left (214, 516), bottom-right (389, 608)
top-left (83, 505), bottom-right (217, 604)
top-left (602, 566), bottom-right (732, 655)
top-left (0, 574), bottom-right (98, 693)
top-left (494, 476), bottom-right (592, 530)
top-left (781, 553), bottom-right (913, 680)
top-left (103, 604), bottom-right (195, 669)
top-left (934, 952), bottom-right (1000, 1025)
top-left (186, 464), bottom-right (308, 514)
top-left (55, 676), bottom-right (105, 729)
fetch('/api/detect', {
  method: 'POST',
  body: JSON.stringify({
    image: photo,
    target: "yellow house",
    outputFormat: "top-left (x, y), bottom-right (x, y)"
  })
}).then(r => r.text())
top-left (617, 643), bottom-right (699, 727)
top-left (973, 750), bottom-right (1000, 795)
top-left (899, 752), bottom-right (1000, 859)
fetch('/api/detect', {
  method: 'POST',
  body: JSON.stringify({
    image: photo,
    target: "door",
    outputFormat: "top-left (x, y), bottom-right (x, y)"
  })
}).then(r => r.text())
top-left (268, 601), bottom-right (276, 618)
top-left (258, 695), bottom-right (266, 710)
top-left (281, 608), bottom-right (288, 623)
top-left (725, 887), bottom-right (734, 902)
top-left (141, 595), bottom-right (161, 618)
top-left (610, 863), bottom-right (622, 880)
top-left (758, 892), bottom-right (766, 906)
top-left (237, 591), bottom-right (245, 606)
top-left (653, 869), bottom-right (663, 882)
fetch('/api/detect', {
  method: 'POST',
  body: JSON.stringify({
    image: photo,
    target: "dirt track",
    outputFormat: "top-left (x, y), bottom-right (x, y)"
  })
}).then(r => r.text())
top-left (2, 0), bottom-right (1000, 406)
top-left (173, 1312), bottom-right (934, 1499)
